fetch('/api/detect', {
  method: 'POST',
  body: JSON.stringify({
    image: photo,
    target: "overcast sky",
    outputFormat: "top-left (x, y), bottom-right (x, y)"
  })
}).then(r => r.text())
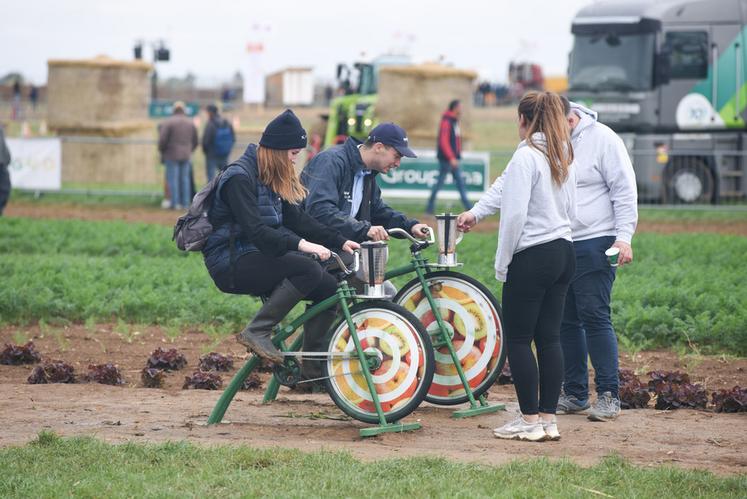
top-left (2, 0), bottom-right (594, 85)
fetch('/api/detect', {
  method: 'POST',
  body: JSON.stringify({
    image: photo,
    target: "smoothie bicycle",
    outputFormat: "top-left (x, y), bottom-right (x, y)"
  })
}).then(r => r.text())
top-left (208, 251), bottom-right (436, 437)
top-left (386, 214), bottom-right (506, 417)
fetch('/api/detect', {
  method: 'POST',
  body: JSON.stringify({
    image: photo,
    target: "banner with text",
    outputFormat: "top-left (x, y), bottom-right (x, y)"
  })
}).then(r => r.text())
top-left (7, 137), bottom-right (62, 191)
top-left (377, 150), bottom-right (489, 200)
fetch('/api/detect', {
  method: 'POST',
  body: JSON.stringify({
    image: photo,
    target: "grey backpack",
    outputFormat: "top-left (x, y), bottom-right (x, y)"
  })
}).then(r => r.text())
top-left (172, 173), bottom-right (223, 251)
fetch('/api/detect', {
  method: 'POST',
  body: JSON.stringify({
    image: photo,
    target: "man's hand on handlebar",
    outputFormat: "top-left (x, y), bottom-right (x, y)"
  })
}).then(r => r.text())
top-left (341, 240), bottom-right (360, 254)
top-left (367, 225), bottom-right (389, 241)
top-left (410, 223), bottom-right (430, 239)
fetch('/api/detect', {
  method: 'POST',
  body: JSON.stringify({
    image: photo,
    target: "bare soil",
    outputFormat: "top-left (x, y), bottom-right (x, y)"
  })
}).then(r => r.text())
top-left (1, 325), bottom-right (745, 475)
top-left (5, 201), bottom-right (747, 236)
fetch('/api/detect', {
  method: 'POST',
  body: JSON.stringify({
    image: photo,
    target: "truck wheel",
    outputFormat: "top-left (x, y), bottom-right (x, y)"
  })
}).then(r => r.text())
top-left (664, 160), bottom-right (714, 204)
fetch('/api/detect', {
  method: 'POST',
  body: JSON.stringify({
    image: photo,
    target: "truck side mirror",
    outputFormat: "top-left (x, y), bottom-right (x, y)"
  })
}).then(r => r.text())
top-left (336, 64), bottom-right (344, 79)
top-left (655, 50), bottom-right (671, 86)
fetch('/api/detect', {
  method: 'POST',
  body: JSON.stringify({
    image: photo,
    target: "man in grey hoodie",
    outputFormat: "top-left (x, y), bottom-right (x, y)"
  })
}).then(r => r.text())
top-left (458, 100), bottom-right (637, 422)
top-left (557, 102), bottom-right (637, 422)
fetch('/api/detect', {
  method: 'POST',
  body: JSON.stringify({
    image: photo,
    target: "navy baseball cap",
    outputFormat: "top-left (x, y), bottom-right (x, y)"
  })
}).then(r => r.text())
top-left (367, 123), bottom-right (417, 158)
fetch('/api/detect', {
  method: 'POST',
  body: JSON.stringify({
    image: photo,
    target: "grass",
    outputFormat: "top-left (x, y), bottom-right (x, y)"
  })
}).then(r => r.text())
top-left (0, 432), bottom-right (744, 498)
top-left (1, 217), bottom-right (746, 355)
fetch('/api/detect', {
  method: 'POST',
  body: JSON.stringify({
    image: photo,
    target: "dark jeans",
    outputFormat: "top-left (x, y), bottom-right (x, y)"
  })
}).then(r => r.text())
top-left (206, 155), bottom-right (228, 182)
top-left (560, 235), bottom-right (618, 401)
top-left (213, 250), bottom-right (338, 305)
top-left (426, 159), bottom-right (472, 213)
top-left (0, 164), bottom-right (10, 215)
top-left (502, 239), bottom-right (576, 415)
top-left (165, 160), bottom-right (192, 208)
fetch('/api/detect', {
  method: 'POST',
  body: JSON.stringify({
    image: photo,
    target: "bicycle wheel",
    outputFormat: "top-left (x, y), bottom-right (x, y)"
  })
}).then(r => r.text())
top-left (324, 300), bottom-right (435, 424)
top-left (394, 271), bottom-right (505, 405)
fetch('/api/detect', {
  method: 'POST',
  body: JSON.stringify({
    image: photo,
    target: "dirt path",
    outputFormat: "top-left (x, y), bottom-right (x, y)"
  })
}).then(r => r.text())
top-left (5, 201), bottom-right (747, 236)
top-left (1, 325), bottom-right (745, 475)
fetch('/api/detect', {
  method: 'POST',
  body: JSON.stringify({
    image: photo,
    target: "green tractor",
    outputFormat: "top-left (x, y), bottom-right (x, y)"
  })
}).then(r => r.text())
top-left (323, 62), bottom-right (378, 148)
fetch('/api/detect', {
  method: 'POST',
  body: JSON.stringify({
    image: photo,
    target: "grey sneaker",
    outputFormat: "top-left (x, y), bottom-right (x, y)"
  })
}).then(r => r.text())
top-left (541, 417), bottom-right (560, 440)
top-left (587, 391), bottom-right (621, 422)
top-left (557, 393), bottom-right (590, 414)
top-left (493, 416), bottom-right (546, 442)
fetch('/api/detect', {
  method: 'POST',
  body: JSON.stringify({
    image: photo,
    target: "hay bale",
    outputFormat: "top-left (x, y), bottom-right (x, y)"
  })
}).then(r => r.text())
top-left (60, 124), bottom-right (159, 186)
top-left (377, 64), bottom-right (477, 149)
top-left (47, 56), bottom-right (152, 129)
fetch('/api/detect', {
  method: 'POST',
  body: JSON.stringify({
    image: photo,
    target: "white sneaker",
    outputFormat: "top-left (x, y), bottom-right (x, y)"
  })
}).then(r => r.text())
top-left (160, 199), bottom-right (171, 209)
top-left (541, 417), bottom-right (560, 440)
top-left (493, 416), bottom-right (546, 441)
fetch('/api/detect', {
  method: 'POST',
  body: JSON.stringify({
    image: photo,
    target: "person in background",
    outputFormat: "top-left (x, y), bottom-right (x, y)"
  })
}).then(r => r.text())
top-left (29, 85), bottom-right (39, 113)
top-left (460, 91), bottom-right (576, 442)
top-left (201, 104), bottom-right (235, 182)
top-left (0, 124), bottom-right (12, 215)
top-left (426, 99), bottom-right (472, 214)
top-left (158, 101), bottom-right (198, 209)
top-left (201, 109), bottom-right (359, 379)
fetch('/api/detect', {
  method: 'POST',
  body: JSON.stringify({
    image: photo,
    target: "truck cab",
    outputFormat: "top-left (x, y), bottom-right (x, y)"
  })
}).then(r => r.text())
top-left (568, 0), bottom-right (747, 203)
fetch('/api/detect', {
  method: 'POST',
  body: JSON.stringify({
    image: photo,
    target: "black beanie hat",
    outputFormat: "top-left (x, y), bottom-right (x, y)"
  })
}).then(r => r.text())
top-left (259, 109), bottom-right (307, 150)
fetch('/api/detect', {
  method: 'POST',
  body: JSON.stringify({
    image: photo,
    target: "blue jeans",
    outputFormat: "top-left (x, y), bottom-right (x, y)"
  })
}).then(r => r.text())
top-left (165, 160), bottom-right (192, 208)
top-left (560, 235), bottom-right (618, 401)
top-left (206, 155), bottom-right (228, 182)
top-left (426, 159), bottom-right (472, 213)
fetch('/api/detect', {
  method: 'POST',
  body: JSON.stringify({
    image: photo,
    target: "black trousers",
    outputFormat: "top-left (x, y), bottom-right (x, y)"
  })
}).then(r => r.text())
top-left (502, 238), bottom-right (576, 415)
top-left (214, 250), bottom-right (338, 304)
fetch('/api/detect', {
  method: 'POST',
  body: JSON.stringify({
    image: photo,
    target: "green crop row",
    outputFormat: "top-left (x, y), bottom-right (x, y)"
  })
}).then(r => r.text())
top-left (2, 217), bottom-right (746, 355)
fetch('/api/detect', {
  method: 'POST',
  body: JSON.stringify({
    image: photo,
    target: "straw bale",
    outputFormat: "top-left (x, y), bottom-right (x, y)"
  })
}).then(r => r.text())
top-left (61, 124), bottom-right (160, 185)
top-left (377, 64), bottom-right (476, 149)
top-left (47, 57), bottom-right (151, 128)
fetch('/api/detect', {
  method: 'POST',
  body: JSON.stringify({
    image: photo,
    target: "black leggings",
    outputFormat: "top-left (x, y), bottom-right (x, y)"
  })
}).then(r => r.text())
top-left (214, 250), bottom-right (338, 304)
top-left (502, 239), bottom-right (576, 415)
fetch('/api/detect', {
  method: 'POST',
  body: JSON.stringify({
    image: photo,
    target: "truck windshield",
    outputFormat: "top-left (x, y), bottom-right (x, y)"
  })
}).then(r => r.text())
top-left (569, 32), bottom-right (655, 92)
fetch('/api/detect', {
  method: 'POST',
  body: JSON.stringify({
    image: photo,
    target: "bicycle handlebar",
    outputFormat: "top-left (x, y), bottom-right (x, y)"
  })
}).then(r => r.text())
top-left (329, 250), bottom-right (359, 275)
top-left (387, 227), bottom-right (435, 246)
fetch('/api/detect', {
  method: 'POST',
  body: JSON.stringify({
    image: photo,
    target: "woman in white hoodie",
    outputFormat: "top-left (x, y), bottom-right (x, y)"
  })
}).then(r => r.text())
top-left (460, 91), bottom-right (576, 441)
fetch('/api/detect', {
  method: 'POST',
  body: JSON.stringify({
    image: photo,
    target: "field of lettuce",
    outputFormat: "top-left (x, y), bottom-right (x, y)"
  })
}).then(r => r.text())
top-left (2, 216), bottom-right (746, 356)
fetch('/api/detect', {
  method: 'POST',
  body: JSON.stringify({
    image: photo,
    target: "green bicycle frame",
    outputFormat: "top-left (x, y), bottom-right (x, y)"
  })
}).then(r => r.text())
top-left (207, 281), bottom-right (421, 436)
top-left (385, 253), bottom-right (503, 417)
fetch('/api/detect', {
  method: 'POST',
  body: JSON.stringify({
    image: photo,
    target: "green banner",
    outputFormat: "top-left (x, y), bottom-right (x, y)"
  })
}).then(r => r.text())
top-left (377, 151), bottom-right (489, 200)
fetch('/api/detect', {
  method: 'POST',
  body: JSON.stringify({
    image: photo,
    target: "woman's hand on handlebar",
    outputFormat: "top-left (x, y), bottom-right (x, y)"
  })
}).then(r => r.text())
top-left (298, 239), bottom-right (331, 261)
top-left (456, 211), bottom-right (477, 233)
top-left (341, 240), bottom-right (360, 254)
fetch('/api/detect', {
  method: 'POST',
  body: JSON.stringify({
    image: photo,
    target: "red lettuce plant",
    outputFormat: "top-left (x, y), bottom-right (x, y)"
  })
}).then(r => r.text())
top-left (618, 369), bottom-right (650, 409)
top-left (28, 360), bottom-right (76, 384)
top-left (198, 352), bottom-right (234, 372)
top-left (141, 367), bottom-right (166, 388)
top-left (183, 370), bottom-right (222, 390)
top-left (711, 386), bottom-right (747, 413)
top-left (84, 363), bottom-right (125, 385)
top-left (146, 348), bottom-right (187, 371)
top-left (1, 342), bottom-right (42, 365)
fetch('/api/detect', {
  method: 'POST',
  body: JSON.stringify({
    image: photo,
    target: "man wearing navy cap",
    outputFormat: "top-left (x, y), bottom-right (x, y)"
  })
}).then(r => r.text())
top-left (301, 122), bottom-right (429, 242)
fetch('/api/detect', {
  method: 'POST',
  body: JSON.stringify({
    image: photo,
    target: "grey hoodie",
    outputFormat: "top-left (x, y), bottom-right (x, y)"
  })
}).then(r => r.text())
top-left (470, 102), bottom-right (637, 244)
top-left (493, 133), bottom-right (576, 281)
top-left (568, 102), bottom-right (637, 243)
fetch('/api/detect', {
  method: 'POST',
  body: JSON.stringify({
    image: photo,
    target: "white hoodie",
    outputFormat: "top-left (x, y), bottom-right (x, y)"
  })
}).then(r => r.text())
top-left (493, 133), bottom-right (576, 281)
top-left (470, 102), bottom-right (638, 244)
